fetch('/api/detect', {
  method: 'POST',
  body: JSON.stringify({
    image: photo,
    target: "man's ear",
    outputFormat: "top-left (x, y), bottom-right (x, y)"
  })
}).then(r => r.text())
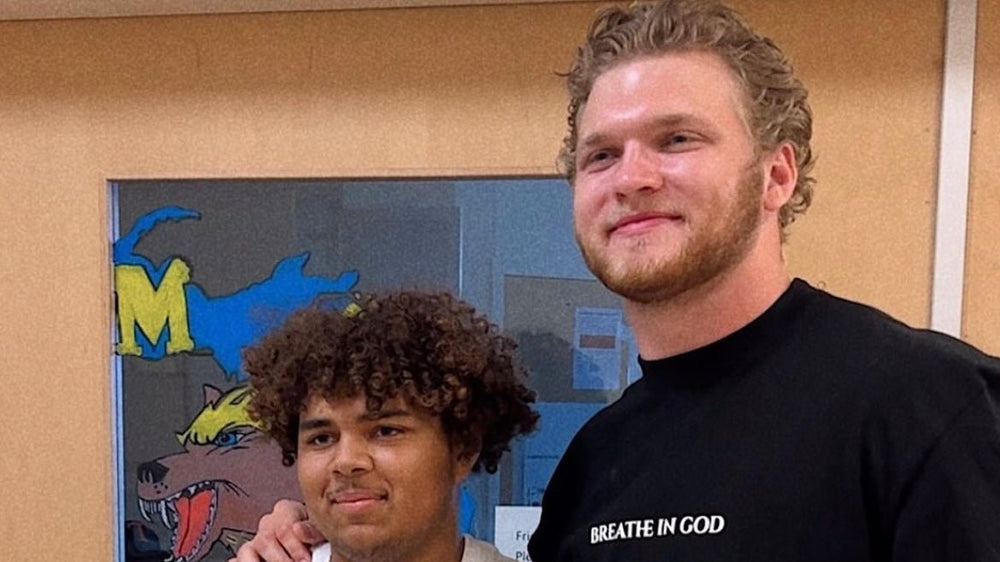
top-left (762, 142), bottom-right (797, 212)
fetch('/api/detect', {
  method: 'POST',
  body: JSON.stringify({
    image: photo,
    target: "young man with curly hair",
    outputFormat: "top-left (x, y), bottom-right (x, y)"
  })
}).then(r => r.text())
top-left (236, 291), bottom-right (538, 562)
top-left (238, 1), bottom-right (1000, 560)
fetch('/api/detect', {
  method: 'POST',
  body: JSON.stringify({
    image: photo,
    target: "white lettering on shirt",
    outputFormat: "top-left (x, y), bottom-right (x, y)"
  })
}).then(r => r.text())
top-left (590, 514), bottom-right (725, 545)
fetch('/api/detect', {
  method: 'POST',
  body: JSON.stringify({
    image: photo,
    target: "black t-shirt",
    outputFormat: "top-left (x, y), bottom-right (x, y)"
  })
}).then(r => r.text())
top-left (528, 279), bottom-right (1000, 561)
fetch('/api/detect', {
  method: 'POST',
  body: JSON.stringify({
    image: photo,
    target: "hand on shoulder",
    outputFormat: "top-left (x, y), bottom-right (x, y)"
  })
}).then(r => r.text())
top-left (228, 499), bottom-right (324, 562)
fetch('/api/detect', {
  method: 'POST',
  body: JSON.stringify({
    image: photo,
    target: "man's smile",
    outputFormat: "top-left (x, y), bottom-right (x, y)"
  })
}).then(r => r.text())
top-left (610, 211), bottom-right (684, 237)
top-left (327, 487), bottom-right (389, 516)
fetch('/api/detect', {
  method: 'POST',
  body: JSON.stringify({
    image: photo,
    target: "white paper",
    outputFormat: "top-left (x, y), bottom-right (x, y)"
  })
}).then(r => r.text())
top-left (494, 505), bottom-right (542, 561)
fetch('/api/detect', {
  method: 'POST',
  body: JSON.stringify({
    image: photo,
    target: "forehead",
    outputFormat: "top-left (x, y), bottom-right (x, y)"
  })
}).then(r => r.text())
top-left (300, 393), bottom-right (434, 426)
top-left (580, 50), bottom-right (750, 138)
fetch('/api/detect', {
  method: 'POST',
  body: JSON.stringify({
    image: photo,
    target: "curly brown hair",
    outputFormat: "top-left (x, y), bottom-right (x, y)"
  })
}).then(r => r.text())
top-left (563, 0), bottom-right (815, 239)
top-left (243, 291), bottom-right (539, 473)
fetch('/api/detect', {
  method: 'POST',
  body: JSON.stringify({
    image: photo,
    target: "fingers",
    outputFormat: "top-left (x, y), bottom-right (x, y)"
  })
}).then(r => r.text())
top-left (263, 521), bottom-right (314, 562)
top-left (230, 526), bottom-right (314, 562)
top-left (228, 499), bottom-right (315, 562)
top-left (271, 499), bottom-right (309, 524)
top-left (292, 521), bottom-right (325, 546)
top-left (230, 531), bottom-right (294, 562)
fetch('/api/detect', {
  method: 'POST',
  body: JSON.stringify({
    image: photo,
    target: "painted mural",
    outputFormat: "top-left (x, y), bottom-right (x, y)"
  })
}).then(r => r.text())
top-left (135, 384), bottom-right (300, 562)
top-left (114, 206), bottom-right (359, 381)
top-left (114, 185), bottom-right (492, 560)
top-left (115, 206), bottom-right (360, 561)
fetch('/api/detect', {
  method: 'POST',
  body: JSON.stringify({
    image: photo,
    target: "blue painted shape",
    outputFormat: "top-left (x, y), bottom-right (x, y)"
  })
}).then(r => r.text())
top-left (114, 206), bottom-right (360, 379)
top-left (185, 254), bottom-right (358, 379)
top-left (113, 206), bottom-right (201, 284)
top-left (114, 206), bottom-right (202, 357)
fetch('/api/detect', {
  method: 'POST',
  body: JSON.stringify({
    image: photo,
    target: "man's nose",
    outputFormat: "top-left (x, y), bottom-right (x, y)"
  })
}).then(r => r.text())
top-left (614, 144), bottom-right (664, 197)
top-left (331, 434), bottom-right (374, 476)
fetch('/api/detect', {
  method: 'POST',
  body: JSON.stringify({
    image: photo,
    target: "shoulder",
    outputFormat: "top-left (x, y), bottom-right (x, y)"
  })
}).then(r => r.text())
top-left (796, 280), bottom-right (1000, 443)
top-left (461, 536), bottom-right (515, 562)
top-left (793, 280), bottom-right (1000, 384)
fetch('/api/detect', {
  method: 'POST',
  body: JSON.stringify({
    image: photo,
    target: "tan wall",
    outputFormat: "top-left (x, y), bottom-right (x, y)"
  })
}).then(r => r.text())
top-left (965, 0), bottom-right (1000, 353)
top-left (0, 1), bottom-right (955, 559)
top-left (763, 0), bottom-right (944, 325)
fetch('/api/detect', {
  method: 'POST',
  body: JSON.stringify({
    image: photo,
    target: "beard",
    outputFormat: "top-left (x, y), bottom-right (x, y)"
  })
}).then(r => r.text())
top-left (576, 163), bottom-right (765, 305)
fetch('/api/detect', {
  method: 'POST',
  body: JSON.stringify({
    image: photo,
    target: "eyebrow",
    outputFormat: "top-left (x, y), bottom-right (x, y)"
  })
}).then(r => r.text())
top-left (361, 408), bottom-right (412, 422)
top-left (298, 408), bottom-right (413, 433)
top-left (578, 113), bottom-right (715, 151)
top-left (299, 418), bottom-right (331, 432)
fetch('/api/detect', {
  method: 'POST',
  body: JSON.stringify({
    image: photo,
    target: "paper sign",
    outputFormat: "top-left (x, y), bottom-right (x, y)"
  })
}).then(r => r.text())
top-left (494, 505), bottom-right (542, 561)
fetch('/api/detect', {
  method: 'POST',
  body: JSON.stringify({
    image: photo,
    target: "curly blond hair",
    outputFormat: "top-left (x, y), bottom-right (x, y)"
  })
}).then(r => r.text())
top-left (563, 0), bottom-right (815, 236)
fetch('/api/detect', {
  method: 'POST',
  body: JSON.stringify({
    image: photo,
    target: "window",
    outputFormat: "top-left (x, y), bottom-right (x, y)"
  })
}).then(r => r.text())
top-left (112, 178), bottom-right (636, 561)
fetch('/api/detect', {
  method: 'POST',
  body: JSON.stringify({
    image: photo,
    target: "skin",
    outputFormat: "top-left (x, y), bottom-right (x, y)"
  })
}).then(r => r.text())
top-left (231, 500), bottom-right (322, 562)
top-left (231, 395), bottom-right (476, 562)
top-left (573, 50), bottom-right (797, 359)
top-left (233, 49), bottom-right (801, 561)
top-left (298, 394), bottom-right (474, 562)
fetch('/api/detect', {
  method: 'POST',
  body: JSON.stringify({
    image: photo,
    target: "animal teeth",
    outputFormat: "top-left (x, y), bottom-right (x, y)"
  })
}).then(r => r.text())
top-left (160, 500), bottom-right (171, 528)
top-left (138, 499), bottom-right (149, 521)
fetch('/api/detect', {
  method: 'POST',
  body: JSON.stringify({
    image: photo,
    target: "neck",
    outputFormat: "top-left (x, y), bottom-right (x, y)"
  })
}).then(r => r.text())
top-left (329, 512), bottom-right (463, 562)
top-left (625, 228), bottom-right (790, 360)
top-left (330, 535), bottom-right (463, 562)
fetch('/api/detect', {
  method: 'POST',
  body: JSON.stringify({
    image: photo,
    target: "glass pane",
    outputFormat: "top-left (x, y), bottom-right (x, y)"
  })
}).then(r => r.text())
top-left (112, 178), bottom-right (633, 561)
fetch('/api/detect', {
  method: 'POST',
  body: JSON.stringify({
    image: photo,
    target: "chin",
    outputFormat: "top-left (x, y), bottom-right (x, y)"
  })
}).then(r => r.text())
top-left (329, 540), bottom-right (394, 561)
top-left (601, 260), bottom-right (704, 303)
top-left (326, 526), bottom-right (391, 557)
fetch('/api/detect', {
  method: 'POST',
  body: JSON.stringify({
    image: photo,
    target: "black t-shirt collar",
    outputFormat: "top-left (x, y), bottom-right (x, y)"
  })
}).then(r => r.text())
top-left (637, 278), bottom-right (812, 389)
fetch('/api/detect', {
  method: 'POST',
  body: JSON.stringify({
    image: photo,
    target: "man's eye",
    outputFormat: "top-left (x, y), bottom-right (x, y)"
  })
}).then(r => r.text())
top-left (663, 133), bottom-right (696, 148)
top-left (375, 426), bottom-right (403, 438)
top-left (307, 433), bottom-right (334, 446)
top-left (582, 150), bottom-right (614, 169)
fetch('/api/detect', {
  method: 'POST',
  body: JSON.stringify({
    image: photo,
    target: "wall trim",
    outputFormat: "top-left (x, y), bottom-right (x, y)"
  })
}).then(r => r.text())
top-left (931, 0), bottom-right (978, 336)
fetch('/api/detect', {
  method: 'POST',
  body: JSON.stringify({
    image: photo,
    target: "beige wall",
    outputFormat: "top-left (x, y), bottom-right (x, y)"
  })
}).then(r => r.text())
top-left (0, 1), bottom-right (964, 559)
top-left (745, 0), bottom-right (945, 326)
top-left (965, 0), bottom-right (1000, 352)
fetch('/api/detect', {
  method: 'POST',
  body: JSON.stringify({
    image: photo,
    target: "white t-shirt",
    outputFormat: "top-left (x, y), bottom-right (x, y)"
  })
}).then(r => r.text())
top-left (311, 535), bottom-right (512, 562)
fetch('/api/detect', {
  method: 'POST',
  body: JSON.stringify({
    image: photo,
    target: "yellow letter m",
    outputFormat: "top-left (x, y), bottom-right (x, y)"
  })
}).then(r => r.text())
top-left (115, 259), bottom-right (195, 356)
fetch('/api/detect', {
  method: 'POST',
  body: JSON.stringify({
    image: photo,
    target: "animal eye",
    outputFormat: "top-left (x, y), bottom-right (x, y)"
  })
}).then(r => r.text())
top-left (213, 431), bottom-right (241, 447)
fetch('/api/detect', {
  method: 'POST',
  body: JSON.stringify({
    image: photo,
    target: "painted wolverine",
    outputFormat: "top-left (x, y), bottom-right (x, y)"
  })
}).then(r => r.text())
top-left (136, 385), bottom-right (300, 562)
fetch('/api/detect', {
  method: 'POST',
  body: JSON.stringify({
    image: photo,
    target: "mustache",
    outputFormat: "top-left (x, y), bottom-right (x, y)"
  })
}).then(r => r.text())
top-left (326, 478), bottom-right (388, 499)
